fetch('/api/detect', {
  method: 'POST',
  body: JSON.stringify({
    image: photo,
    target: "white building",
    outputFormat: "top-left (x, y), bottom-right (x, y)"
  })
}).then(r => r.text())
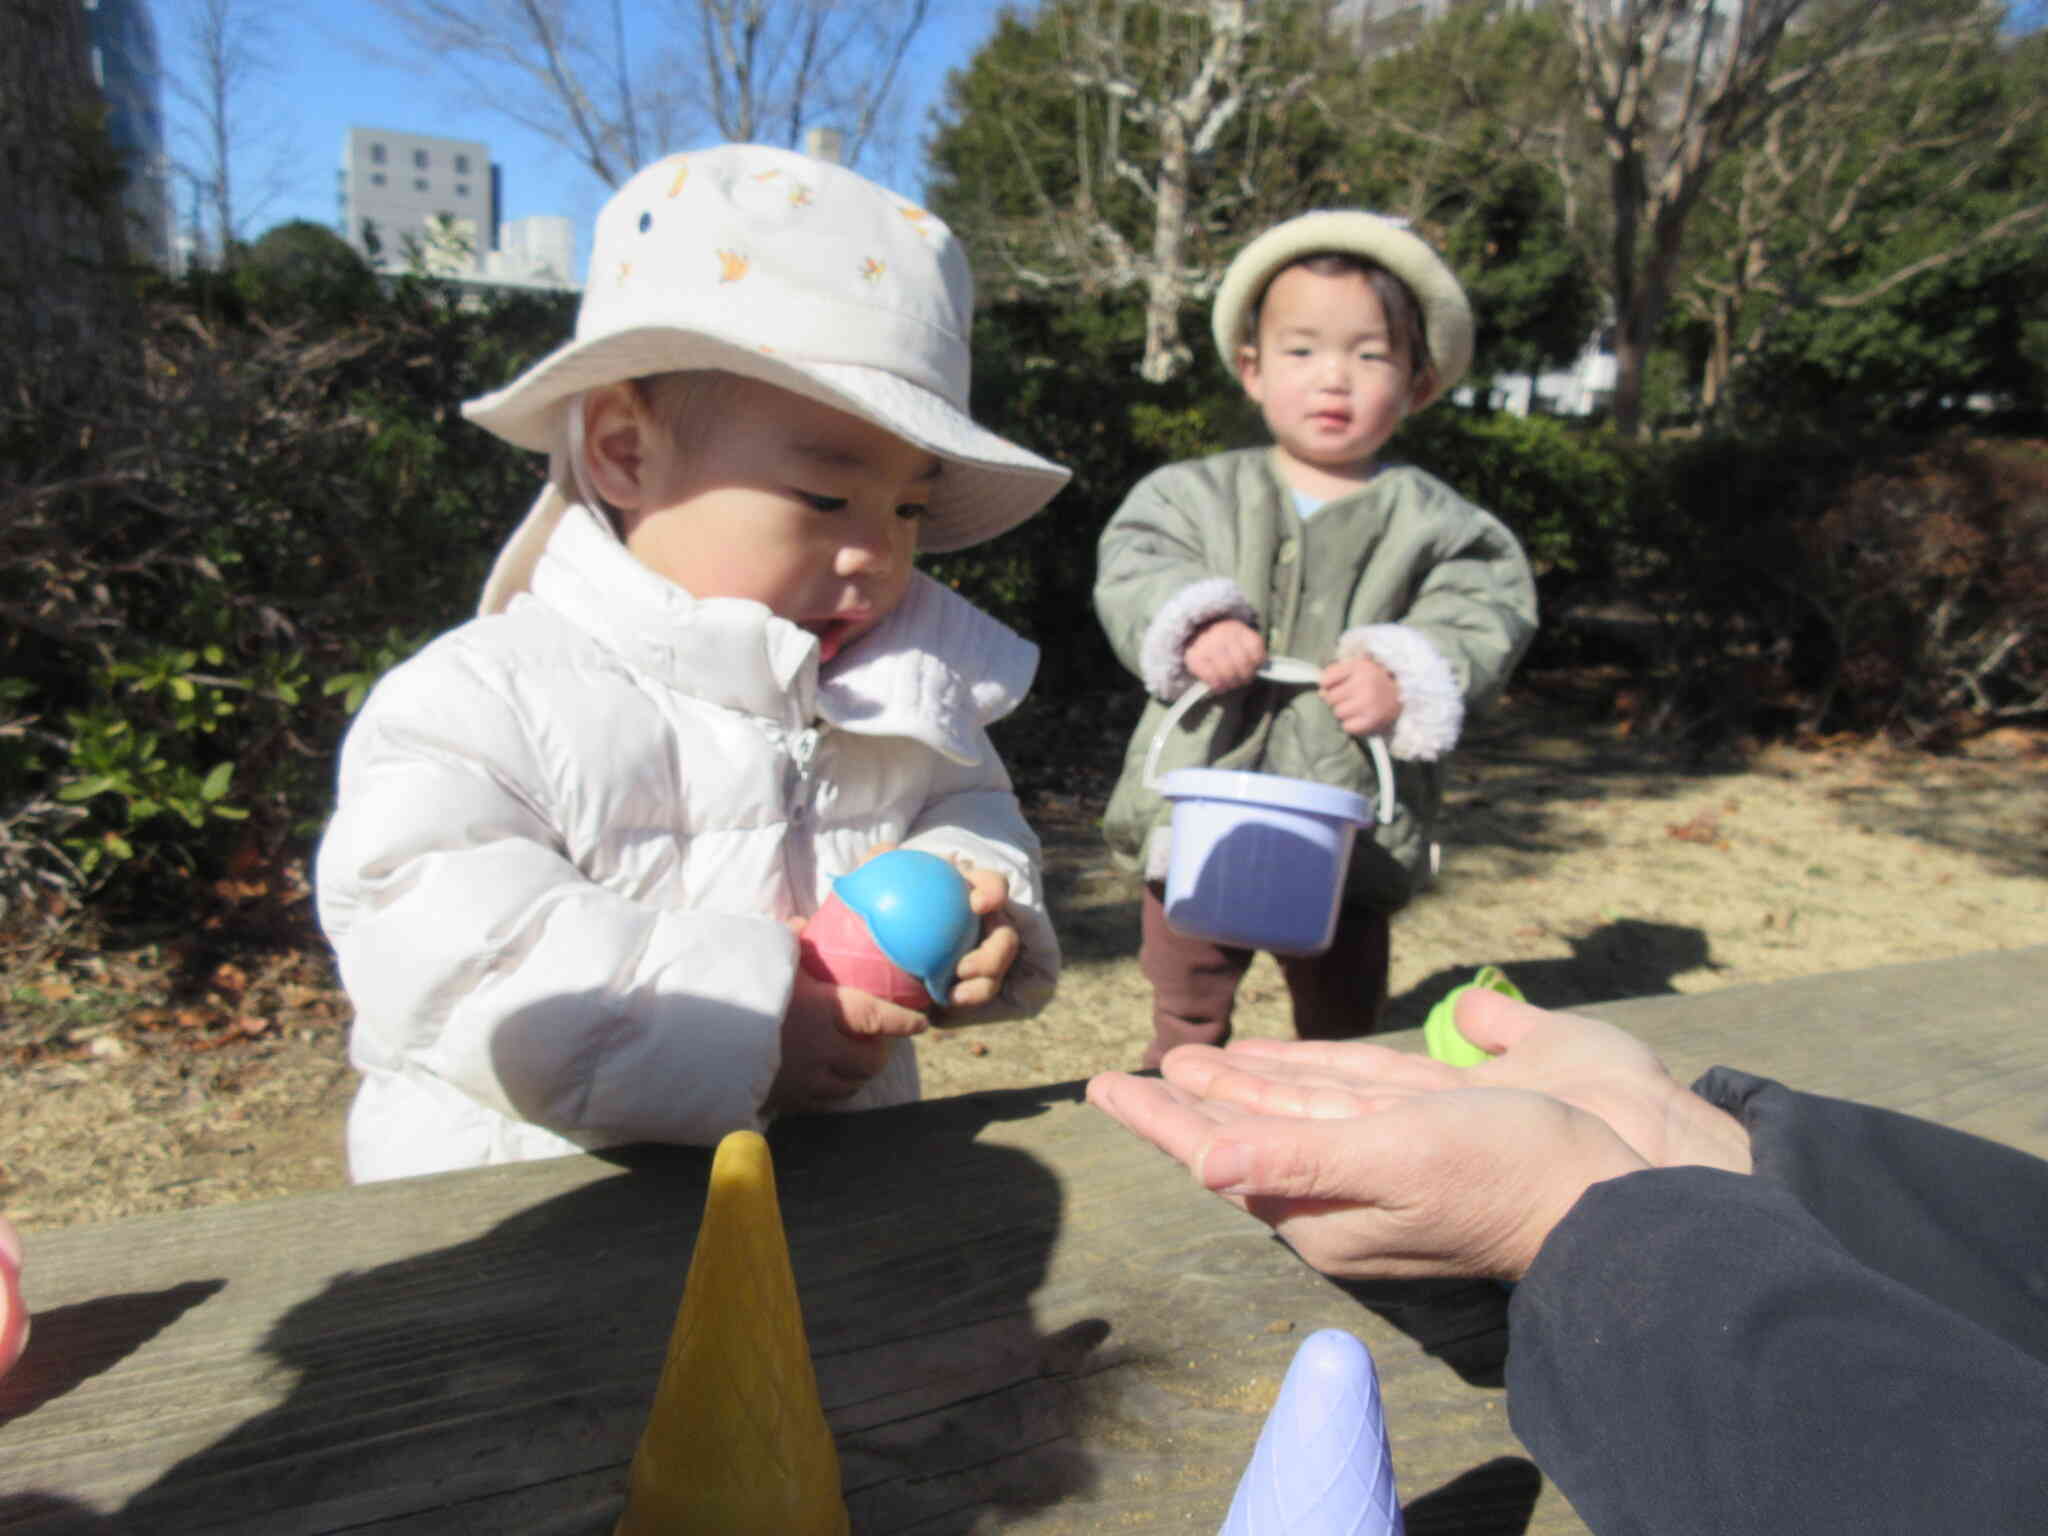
top-left (338, 127), bottom-right (498, 275)
top-left (1462, 342), bottom-right (1619, 418)
top-left (487, 215), bottom-right (576, 287)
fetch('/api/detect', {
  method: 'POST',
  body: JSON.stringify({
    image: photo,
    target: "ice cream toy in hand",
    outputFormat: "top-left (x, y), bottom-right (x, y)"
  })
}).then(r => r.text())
top-left (1220, 1328), bottom-right (1405, 1535)
top-left (798, 849), bottom-right (978, 1011)
top-left (1422, 965), bottom-right (1524, 1068)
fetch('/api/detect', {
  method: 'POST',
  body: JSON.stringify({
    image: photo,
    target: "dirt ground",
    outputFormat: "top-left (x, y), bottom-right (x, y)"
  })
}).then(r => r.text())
top-left (4, 686), bottom-right (2044, 1236)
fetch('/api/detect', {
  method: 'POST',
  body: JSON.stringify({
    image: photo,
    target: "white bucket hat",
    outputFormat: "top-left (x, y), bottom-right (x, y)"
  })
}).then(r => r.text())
top-left (465, 144), bottom-right (1070, 614)
top-left (1210, 211), bottom-right (1473, 409)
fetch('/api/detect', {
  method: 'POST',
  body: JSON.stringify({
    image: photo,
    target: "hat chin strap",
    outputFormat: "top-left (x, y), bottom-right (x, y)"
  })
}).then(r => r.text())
top-left (475, 392), bottom-right (604, 619)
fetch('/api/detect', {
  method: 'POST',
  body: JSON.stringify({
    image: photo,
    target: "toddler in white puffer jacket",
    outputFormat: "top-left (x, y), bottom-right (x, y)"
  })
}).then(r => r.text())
top-left (315, 145), bottom-right (1070, 1182)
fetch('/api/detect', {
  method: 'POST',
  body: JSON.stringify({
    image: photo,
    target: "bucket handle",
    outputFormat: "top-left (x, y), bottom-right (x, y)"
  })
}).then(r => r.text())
top-left (1141, 655), bottom-right (1399, 823)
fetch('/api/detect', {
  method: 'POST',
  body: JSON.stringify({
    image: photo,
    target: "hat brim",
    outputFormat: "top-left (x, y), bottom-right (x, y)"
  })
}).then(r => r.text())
top-left (1211, 213), bottom-right (1473, 408)
top-left (463, 326), bottom-right (1069, 555)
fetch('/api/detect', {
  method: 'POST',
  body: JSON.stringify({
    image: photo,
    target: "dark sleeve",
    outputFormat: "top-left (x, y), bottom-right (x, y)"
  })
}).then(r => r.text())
top-left (1692, 1066), bottom-right (2048, 1365)
top-left (1505, 1164), bottom-right (2048, 1535)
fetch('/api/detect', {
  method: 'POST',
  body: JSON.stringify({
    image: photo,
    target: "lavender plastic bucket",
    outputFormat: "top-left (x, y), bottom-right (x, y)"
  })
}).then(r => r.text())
top-left (1146, 659), bottom-right (1395, 957)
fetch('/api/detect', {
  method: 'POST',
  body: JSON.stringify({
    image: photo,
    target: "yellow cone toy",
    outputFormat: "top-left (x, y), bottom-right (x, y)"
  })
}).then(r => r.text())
top-left (614, 1130), bottom-right (849, 1535)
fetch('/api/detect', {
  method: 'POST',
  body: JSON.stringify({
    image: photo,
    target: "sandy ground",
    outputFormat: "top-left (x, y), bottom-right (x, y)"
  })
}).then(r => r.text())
top-left (4, 692), bottom-right (2044, 1235)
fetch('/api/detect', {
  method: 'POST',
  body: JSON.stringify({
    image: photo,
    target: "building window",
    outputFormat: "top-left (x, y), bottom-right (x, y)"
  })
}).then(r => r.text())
top-left (414, 149), bottom-right (428, 169)
top-left (414, 178), bottom-right (429, 192)
top-left (370, 143), bottom-right (386, 165)
top-left (455, 154), bottom-right (470, 174)
top-left (455, 183), bottom-right (469, 198)
top-left (370, 172), bottom-right (386, 186)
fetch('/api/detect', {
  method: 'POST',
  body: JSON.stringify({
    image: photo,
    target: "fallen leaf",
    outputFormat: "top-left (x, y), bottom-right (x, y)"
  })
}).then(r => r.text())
top-left (234, 1014), bottom-right (272, 1036)
top-left (1666, 812), bottom-right (1722, 845)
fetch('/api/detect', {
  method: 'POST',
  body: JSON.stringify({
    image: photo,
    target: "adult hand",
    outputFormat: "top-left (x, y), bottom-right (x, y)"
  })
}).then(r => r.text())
top-left (1319, 655), bottom-right (1402, 738)
top-left (946, 865), bottom-right (1019, 1010)
top-left (1184, 618), bottom-right (1267, 694)
top-left (1086, 1068), bottom-right (1646, 1281)
top-left (1204, 991), bottom-right (1751, 1175)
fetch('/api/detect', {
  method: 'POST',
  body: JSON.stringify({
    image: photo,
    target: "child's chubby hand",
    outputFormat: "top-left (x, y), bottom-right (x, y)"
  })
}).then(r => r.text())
top-left (1185, 618), bottom-right (1267, 694)
top-left (769, 961), bottom-right (927, 1115)
top-left (1319, 655), bottom-right (1402, 738)
top-left (946, 864), bottom-right (1020, 1011)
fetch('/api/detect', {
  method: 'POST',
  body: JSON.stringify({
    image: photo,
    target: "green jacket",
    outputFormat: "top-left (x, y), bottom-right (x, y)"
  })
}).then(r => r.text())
top-left (1094, 449), bottom-right (1538, 912)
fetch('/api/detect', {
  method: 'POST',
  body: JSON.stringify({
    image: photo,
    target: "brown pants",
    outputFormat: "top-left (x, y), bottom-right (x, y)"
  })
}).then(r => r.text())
top-left (1138, 882), bottom-right (1391, 1070)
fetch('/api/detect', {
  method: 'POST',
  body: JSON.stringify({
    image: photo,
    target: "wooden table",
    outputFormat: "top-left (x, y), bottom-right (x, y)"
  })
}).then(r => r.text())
top-left (3, 946), bottom-right (2044, 1534)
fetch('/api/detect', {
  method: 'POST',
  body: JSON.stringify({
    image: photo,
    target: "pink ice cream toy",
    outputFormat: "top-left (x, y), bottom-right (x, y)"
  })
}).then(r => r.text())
top-left (798, 849), bottom-right (978, 1012)
top-left (0, 1213), bottom-right (27, 1379)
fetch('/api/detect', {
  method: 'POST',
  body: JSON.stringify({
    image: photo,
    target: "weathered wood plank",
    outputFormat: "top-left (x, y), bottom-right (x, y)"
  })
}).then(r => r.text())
top-left (1583, 943), bottom-right (2048, 1150)
top-left (0, 946), bottom-right (2041, 1534)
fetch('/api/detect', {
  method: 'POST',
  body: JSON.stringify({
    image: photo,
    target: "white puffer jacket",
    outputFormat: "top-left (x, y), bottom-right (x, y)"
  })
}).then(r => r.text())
top-left (317, 503), bottom-right (1058, 1183)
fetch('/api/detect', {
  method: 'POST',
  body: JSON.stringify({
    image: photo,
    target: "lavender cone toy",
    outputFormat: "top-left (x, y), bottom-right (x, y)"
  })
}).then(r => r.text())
top-left (1220, 1329), bottom-right (1404, 1536)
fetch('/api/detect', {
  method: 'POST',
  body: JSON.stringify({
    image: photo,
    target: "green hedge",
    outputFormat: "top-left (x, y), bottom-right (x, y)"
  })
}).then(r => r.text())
top-left (1, 270), bottom-right (573, 918)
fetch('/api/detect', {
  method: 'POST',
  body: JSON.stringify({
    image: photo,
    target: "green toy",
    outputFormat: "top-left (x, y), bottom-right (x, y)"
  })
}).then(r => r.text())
top-left (1422, 965), bottom-right (1524, 1067)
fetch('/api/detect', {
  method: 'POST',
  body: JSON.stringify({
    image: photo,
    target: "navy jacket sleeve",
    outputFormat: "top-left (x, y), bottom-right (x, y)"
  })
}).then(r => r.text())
top-left (1503, 1070), bottom-right (2048, 1535)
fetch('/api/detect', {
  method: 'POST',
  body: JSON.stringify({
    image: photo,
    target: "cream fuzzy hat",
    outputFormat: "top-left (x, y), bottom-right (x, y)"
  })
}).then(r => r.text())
top-left (1210, 211), bottom-right (1473, 408)
top-left (465, 144), bottom-right (1069, 614)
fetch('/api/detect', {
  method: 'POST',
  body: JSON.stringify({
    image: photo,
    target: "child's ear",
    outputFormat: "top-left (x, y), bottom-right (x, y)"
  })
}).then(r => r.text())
top-left (581, 383), bottom-right (651, 509)
top-left (1407, 363), bottom-right (1438, 413)
top-left (1235, 344), bottom-right (1264, 397)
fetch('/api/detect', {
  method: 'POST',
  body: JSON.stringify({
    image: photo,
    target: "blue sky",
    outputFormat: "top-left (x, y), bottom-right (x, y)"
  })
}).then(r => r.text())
top-left (154, 0), bottom-right (1016, 278)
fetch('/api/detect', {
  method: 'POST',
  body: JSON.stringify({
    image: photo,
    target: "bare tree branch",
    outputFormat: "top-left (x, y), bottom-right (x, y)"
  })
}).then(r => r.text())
top-left (368, 0), bottom-right (931, 190)
top-left (165, 0), bottom-right (299, 260)
top-left (967, 0), bottom-right (1314, 381)
top-left (1675, 15), bottom-right (2045, 408)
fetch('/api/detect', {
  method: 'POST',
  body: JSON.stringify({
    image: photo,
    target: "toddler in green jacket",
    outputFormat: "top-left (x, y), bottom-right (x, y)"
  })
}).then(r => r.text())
top-left (1093, 211), bottom-right (1539, 1067)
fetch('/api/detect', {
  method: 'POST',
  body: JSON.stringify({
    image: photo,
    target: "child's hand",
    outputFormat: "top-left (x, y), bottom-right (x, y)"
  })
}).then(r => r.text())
top-left (770, 962), bottom-right (927, 1115)
top-left (1185, 619), bottom-right (1267, 693)
top-left (946, 865), bottom-right (1019, 1011)
top-left (1319, 656), bottom-right (1402, 737)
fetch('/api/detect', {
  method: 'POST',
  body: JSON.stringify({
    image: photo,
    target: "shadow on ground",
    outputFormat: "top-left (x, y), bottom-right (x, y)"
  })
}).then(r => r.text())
top-left (1387, 919), bottom-right (1714, 1031)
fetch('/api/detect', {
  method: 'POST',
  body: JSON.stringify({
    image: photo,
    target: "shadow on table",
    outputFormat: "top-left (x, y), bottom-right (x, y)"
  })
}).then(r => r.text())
top-left (1407, 1454), bottom-right (1544, 1535)
top-left (1338, 1275), bottom-right (1514, 1389)
top-left (0, 1280), bottom-right (224, 1431)
top-left (0, 1282), bottom-right (228, 1532)
top-left (83, 1084), bottom-right (1095, 1534)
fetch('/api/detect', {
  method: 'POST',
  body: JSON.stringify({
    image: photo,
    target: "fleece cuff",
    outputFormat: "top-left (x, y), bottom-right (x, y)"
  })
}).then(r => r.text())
top-left (1139, 578), bottom-right (1258, 699)
top-left (1336, 623), bottom-right (1462, 759)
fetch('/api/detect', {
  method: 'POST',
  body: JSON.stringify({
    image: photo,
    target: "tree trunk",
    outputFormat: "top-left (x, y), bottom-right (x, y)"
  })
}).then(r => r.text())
top-left (1702, 304), bottom-right (1732, 414)
top-left (1140, 112), bottom-right (1193, 384)
top-left (1606, 146), bottom-right (1647, 437)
